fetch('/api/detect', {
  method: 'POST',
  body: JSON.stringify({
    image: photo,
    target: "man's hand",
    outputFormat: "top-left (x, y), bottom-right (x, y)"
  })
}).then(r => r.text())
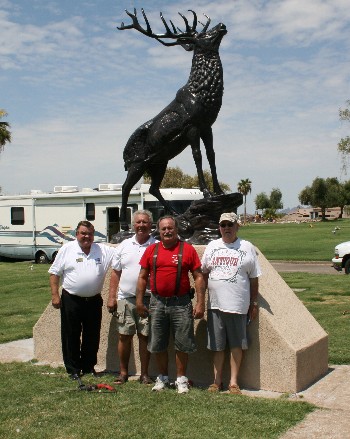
top-left (51, 295), bottom-right (61, 309)
top-left (107, 297), bottom-right (117, 313)
top-left (248, 303), bottom-right (259, 321)
top-left (193, 302), bottom-right (204, 319)
top-left (136, 301), bottom-right (148, 317)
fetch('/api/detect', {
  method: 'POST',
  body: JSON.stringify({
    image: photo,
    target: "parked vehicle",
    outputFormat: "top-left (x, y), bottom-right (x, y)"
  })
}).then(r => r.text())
top-left (332, 240), bottom-right (350, 274)
top-left (0, 183), bottom-right (202, 263)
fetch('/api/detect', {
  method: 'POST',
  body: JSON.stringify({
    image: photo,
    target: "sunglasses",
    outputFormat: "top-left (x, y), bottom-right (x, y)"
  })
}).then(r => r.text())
top-left (219, 222), bottom-right (234, 227)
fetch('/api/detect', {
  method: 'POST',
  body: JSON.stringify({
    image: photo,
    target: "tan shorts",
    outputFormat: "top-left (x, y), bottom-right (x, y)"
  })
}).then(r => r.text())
top-left (116, 296), bottom-right (150, 336)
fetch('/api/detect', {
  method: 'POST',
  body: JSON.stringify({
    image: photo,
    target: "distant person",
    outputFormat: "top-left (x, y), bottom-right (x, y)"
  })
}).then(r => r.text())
top-left (136, 215), bottom-right (205, 394)
top-left (107, 210), bottom-right (156, 385)
top-left (49, 220), bottom-right (115, 379)
top-left (201, 212), bottom-right (261, 394)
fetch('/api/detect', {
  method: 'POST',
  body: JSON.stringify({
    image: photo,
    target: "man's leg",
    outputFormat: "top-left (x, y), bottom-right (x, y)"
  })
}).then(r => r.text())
top-left (175, 350), bottom-right (188, 377)
top-left (81, 295), bottom-right (103, 373)
top-left (212, 350), bottom-right (225, 386)
top-left (229, 347), bottom-right (243, 387)
top-left (154, 351), bottom-right (168, 376)
top-left (138, 333), bottom-right (150, 378)
top-left (61, 292), bottom-right (83, 376)
top-left (118, 334), bottom-right (133, 377)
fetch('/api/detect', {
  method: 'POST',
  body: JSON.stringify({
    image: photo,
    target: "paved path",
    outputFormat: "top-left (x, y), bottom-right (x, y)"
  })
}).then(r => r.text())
top-left (270, 261), bottom-right (341, 275)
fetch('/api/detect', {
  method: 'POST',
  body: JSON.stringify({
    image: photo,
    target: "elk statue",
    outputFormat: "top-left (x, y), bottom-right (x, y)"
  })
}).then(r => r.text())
top-left (118, 8), bottom-right (227, 230)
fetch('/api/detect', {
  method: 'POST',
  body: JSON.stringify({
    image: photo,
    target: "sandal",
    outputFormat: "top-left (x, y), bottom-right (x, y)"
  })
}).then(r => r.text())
top-left (113, 374), bottom-right (128, 385)
top-left (228, 384), bottom-right (242, 395)
top-left (139, 375), bottom-right (153, 385)
top-left (208, 383), bottom-right (223, 392)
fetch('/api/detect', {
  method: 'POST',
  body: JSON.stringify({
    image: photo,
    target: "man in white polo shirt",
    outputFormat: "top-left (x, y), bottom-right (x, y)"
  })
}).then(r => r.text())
top-left (107, 210), bottom-right (156, 385)
top-left (49, 220), bottom-right (115, 380)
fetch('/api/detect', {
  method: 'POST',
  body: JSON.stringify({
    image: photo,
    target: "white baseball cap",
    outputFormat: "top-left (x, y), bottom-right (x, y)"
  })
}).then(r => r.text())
top-left (219, 212), bottom-right (240, 225)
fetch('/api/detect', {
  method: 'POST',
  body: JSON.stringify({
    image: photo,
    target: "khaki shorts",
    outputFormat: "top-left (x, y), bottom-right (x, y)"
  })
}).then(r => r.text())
top-left (116, 296), bottom-right (150, 336)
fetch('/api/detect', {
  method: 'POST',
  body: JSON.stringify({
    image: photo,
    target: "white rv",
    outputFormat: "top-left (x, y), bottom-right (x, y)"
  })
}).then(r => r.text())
top-left (0, 183), bottom-right (203, 263)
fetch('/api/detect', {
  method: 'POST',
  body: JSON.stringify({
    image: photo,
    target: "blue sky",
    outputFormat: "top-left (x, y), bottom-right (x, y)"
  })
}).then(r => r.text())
top-left (1, 0), bottom-right (350, 214)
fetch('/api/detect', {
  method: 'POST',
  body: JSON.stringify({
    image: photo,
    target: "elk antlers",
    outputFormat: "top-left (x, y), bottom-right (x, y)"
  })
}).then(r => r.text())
top-left (118, 8), bottom-right (211, 46)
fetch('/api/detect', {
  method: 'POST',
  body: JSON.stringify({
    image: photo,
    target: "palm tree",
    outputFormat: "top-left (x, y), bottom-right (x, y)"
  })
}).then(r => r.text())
top-left (0, 110), bottom-right (11, 152)
top-left (237, 178), bottom-right (252, 224)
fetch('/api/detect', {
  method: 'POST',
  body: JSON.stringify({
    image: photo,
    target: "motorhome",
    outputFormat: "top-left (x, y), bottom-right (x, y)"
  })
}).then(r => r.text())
top-left (0, 183), bottom-right (203, 263)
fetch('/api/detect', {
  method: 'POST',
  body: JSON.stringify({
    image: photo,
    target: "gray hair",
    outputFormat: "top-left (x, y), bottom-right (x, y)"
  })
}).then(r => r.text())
top-left (156, 215), bottom-right (179, 231)
top-left (132, 210), bottom-right (153, 224)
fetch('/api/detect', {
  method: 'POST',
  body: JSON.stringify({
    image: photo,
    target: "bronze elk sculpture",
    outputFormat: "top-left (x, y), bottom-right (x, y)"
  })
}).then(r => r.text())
top-left (118, 8), bottom-right (227, 230)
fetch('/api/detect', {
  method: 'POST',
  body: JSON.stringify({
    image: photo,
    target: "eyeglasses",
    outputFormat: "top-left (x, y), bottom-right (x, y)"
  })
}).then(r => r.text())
top-left (219, 222), bottom-right (234, 228)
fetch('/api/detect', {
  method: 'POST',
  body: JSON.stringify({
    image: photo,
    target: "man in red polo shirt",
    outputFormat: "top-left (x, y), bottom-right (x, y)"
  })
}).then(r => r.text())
top-left (136, 216), bottom-right (205, 393)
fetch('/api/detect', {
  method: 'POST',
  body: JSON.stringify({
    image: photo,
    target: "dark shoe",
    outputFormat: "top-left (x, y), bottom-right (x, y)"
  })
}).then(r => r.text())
top-left (113, 374), bottom-right (128, 385)
top-left (82, 368), bottom-right (97, 377)
top-left (69, 373), bottom-right (81, 381)
top-left (139, 375), bottom-right (153, 385)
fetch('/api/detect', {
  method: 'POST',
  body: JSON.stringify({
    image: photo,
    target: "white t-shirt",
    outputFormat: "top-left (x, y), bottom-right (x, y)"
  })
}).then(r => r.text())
top-left (201, 237), bottom-right (262, 314)
top-left (49, 241), bottom-right (115, 297)
top-left (111, 235), bottom-right (157, 299)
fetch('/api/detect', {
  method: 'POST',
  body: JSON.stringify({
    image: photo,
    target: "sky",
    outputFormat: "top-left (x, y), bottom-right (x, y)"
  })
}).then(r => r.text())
top-left (1, 0), bottom-right (350, 215)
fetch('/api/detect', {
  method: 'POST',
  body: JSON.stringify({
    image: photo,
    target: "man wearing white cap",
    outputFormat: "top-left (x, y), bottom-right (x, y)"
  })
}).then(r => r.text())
top-left (201, 212), bottom-right (261, 394)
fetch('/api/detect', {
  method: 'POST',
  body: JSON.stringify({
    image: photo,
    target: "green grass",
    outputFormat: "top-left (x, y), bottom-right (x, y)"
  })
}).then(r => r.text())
top-left (0, 262), bottom-right (49, 343)
top-left (239, 219), bottom-right (350, 260)
top-left (280, 272), bottom-right (350, 364)
top-left (0, 362), bottom-right (314, 439)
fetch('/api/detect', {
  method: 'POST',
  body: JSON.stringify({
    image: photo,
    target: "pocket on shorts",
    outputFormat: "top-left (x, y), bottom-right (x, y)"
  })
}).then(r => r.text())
top-left (116, 299), bottom-right (126, 324)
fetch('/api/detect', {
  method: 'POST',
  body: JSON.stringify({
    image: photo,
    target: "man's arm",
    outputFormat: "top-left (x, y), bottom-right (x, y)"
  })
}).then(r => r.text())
top-left (192, 268), bottom-right (206, 319)
top-left (107, 269), bottom-right (121, 313)
top-left (136, 267), bottom-right (150, 316)
top-left (50, 274), bottom-right (61, 309)
top-left (248, 277), bottom-right (259, 321)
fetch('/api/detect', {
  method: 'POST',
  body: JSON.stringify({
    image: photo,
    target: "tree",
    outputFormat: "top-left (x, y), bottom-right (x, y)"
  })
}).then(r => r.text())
top-left (144, 166), bottom-right (231, 192)
top-left (269, 188), bottom-right (283, 210)
top-left (298, 177), bottom-right (345, 220)
top-left (255, 187), bottom-right (283, 218)
top-left (192, 169), bottom-right (230, 193)
top-left (0, 110), bottom-right (11, 152)
top-left (337, 100), bottom-right (350, 172)
top-left (237, 178), bottom-right (252, 224)
top-left (255, 192), bottom-right (270, 213)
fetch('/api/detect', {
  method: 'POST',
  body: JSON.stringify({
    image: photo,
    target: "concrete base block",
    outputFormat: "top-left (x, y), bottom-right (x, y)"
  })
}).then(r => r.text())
top-left (34, 246), bottom-right (328, 392)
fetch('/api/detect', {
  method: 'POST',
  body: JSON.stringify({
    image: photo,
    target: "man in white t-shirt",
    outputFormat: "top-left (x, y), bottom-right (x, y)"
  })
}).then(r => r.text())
top-left (107, 210), bottom-right (156, 385)
top-left (201, 212), bottom-right (261, 394)
top-left (49, 221), bottom-right (115, 380)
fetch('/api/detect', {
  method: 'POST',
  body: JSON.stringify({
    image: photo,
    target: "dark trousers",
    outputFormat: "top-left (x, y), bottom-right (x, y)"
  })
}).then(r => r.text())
top-left (60, 290), bottom-right (103, 375)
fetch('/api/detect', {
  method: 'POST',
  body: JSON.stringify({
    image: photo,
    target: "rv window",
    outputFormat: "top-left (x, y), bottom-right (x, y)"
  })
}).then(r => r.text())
top-left (86, 203), bottom-right (95, 221)
top-left (11, 207), bottom-right (25, 225)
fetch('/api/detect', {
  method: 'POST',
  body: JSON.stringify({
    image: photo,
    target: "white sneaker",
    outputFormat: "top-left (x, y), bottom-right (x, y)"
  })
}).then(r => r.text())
top-left (152, 375), bottom-right (169, 391)
top-left (175, 376), bottom-right (189, 394)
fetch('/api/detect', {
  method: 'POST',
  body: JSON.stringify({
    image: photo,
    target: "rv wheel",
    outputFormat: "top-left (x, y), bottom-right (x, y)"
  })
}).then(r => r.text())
top-left (35, 252), bottom-right (49, 264)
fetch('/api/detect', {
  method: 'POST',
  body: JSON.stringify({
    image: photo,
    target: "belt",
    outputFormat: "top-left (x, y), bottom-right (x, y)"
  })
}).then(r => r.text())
top-left (152, 292), bottom-right (191, 306)
top-left (62, 289), bottom-right (101, 301)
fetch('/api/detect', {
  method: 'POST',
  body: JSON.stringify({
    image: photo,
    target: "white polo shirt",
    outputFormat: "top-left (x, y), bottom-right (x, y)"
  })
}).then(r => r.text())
top-left (112, 234), bottom-right (157, 299)
top-left (49, 240), bottom-right (115, 297)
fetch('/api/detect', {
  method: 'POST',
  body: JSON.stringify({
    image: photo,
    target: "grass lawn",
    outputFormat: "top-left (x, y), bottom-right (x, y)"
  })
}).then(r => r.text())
top-left (1, 252), bottom-right (347, 438)
top-left (238, 219), bottom-right (350, 261)
top-left (0, 261), bottom-right (50, 343)
top-left (0, 362), bottom-right (315, 439)
top-left (281, 272), bottom-right (350, 364)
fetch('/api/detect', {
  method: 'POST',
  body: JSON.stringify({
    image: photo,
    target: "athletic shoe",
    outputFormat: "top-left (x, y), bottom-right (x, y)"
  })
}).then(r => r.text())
top-left (152, 375), bottom-right (169, 391)
top-left (175, 376), bottom-right (190, 394)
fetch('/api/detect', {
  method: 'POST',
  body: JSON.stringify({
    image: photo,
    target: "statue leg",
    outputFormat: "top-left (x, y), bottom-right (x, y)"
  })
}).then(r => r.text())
top-left (201, 128), bottom-right (224, 195)
top-left (190, 133), bottom-right (212, 198)
top-left (148, 162), bottom-right (178, 214)
top-left (120, 162), bottom-right (146, 230)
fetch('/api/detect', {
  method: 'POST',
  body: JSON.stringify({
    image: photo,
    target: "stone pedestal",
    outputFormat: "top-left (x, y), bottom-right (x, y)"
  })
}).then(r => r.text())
top-left (34, 246), bottom-right (328, 392)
